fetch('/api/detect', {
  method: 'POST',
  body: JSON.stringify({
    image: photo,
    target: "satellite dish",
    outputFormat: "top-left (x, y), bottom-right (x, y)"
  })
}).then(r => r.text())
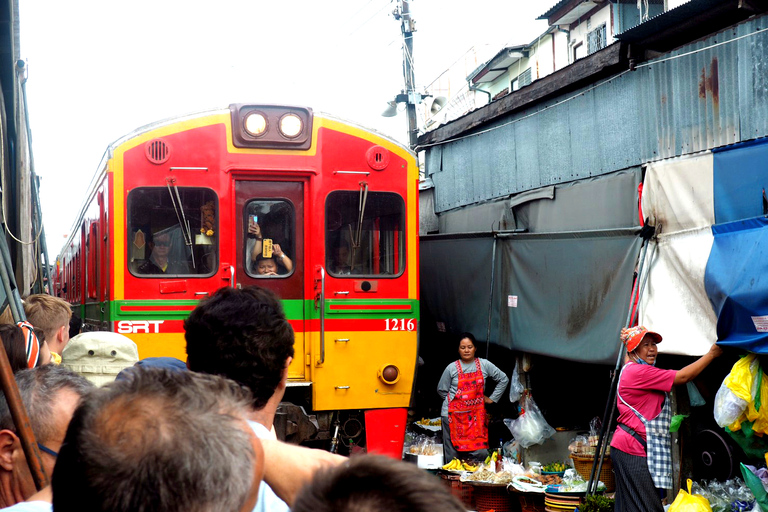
top-left (430, 96), bottom-right (447, 115)
top-left (381, 101), bottom-right (398, 118)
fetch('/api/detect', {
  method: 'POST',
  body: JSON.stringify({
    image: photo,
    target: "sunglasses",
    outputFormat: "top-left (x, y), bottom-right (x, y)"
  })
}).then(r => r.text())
top-left (154, 241), bottom-right (171, 247)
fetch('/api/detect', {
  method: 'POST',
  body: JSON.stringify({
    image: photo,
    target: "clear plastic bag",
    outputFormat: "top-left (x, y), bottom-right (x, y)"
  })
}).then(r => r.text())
top-left (509, 360), bottom-right (524, 403)
top-left (714, 382), bottom-right (749, 428)
top-left (568, 434), bottom-right (589, 455)
top-left (504, 393), bottom-right (555, 448)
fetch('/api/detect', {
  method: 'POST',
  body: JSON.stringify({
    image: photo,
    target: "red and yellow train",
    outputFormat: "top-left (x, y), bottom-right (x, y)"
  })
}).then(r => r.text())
top-left (56, 104), bottom-right (419, 448)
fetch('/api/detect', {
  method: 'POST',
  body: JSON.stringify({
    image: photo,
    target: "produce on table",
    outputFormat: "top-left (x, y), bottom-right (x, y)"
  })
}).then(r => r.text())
top-left (543, 462), bottom-right (567, 472)
top-left (441, 458), bottom-right (479, 471)
top-left (416, 418), bottom-right (441, 426)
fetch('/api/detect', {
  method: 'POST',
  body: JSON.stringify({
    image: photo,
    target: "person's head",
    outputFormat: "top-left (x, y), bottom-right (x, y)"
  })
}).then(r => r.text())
top-left (255, 256), bottom-right (279, 276)
top-left (0, 323), bottom-right (50, 372)
top-left (62, 332), bottom-right (140, 386)
top-left (333, 244), bottom-right (350, 267)
top-left (185, 286), bottom-right (295, 410)
top-left (620, 326), bottom-right (663, 366)
top-left (52, 368), bottom-right (264, 512)
top-left (23, 294), bottom-right (73, 355)
top-left (458, 332), bottom-right (477, 363)
top-left (293, 455), bottom-right (466, 512)
top-left (150, 232), bottom-right (172, 258)
top-left (0, 365), bottom-right (93, 502)
top-left (68, 314), bottom-right (82, 339)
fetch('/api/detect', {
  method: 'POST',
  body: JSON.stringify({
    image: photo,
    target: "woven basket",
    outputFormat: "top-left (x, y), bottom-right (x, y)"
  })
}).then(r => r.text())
top-left (570, 454), bottom-right (615, 492)
top-left (473, 485), bottom-right (517, 512)
top-left (440, 473), bottom-right (475, 509)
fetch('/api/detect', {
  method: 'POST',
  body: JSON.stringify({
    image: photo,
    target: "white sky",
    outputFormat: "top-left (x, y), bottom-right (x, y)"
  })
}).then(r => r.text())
top-left (19, 0), bottom-right (547, 256)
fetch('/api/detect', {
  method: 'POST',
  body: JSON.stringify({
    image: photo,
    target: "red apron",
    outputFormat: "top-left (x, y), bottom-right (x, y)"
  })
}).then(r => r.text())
top-left (448, 358), bottom-right (488, 451)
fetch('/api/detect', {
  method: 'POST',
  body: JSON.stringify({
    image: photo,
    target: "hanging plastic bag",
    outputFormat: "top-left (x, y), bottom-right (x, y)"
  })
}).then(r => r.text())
top-left (687, 381), bottom-right (707, 407)
top-left (509, 360), bottom-right (524, 403)
top-left (725, 355), bottom-right (760, 402)
top-left (669, 479), bottom-right (714, 512)
top-left (504, 393), bottom-right (555, 448)
top-left (714, 355), bottom-right (759, 428)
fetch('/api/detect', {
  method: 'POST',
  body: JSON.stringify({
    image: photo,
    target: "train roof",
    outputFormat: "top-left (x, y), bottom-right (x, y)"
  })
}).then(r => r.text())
top-left (59, 105), bottom-right (413, 256)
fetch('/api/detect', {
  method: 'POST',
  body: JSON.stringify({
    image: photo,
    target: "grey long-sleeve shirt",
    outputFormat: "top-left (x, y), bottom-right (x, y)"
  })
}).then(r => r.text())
top-left (437, 358), bottom-right (509, 417)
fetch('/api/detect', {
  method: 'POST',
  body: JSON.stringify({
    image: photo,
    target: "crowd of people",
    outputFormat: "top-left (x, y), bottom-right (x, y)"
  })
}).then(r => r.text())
top-left (0, 290), bottom-right (467, 512)
top-left (0, 289), bottom-right (726, 512)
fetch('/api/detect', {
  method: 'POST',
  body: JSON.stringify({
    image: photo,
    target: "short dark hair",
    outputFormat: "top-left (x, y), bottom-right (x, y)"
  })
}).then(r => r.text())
top-left (0, 365), bottom-right (93, 444)
top-left (293, 455), bottom-right (466, 512)
top-left (52, 368), bottom-right (257, 512)
top-left (184, 286), bottom-right (295, 410)
top-left (0, 324), bottom-right (31, 372)
top-left (458, 332), bottom-right (477, 348)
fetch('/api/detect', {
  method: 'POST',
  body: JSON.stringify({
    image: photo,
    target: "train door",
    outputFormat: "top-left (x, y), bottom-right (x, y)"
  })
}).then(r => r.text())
top-left (235, 180), bottom-right (305, 380)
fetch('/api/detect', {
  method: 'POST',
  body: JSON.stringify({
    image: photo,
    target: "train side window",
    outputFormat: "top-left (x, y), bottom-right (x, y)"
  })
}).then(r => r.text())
top-left (244, 200), bottom-right (295, 278)
top-left (325, 191), bottom-right (405, 277)
top-left (126, 187), bottom-right (218, 278)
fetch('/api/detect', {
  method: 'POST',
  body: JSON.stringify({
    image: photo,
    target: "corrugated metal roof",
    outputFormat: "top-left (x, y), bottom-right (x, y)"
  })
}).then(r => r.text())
top-left (616, 0), bottom-right (768, 51)
top-left (427, 14), bottom-right (768, 213)
top-left (538, 0), bottom-right (570, 20)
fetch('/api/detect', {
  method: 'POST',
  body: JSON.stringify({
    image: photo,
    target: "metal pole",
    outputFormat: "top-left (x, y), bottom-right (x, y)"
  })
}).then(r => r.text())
top-left (400, 0), bottom-right (418, 149)
top-left (485, 236), bottom-right (498, 359)
top-left (0, 231), bottom-right (24, 322)
top-left (587, 236), bottom-right (653, 495)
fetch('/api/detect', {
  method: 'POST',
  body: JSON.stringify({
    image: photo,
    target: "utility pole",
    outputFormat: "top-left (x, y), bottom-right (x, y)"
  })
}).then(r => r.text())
top-left (398, 0), bottom-right (418, 149)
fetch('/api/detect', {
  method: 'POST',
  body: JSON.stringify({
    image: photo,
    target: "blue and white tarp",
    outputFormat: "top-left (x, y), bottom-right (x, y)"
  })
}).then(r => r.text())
top-left (641, 137), bottom-right (768, 356)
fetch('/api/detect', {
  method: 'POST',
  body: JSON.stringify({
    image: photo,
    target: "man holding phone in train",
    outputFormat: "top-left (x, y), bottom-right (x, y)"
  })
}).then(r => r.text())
top-left (247, 216), bottom-right (293, 276)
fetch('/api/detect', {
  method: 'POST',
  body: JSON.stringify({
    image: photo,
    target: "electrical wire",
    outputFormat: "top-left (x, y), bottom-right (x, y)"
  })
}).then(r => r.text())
top-left (416, 24), bottom-right (768, 150)
top-left (347, 0), bottom-right (392, 38)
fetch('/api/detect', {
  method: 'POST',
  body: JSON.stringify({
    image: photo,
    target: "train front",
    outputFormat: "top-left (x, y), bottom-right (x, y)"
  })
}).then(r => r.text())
top-left (111, 104), bottom-right (419, 450)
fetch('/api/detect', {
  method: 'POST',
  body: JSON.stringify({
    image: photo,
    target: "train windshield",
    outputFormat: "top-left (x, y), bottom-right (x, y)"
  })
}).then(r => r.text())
top-left (325, 191), bottom-right (405, 277)
top-left (243, 199), bottom-right (296, 278)
top-left (127, 187), bottom-right (218, 277)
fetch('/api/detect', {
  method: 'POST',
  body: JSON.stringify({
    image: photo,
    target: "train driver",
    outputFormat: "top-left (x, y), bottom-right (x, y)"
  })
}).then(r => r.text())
top-left (138, 231), bottom-right (190, 275)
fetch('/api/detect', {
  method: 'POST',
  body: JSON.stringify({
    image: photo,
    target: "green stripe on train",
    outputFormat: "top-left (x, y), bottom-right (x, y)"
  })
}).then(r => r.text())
top-left (108, 299), bottom-right (420, 321)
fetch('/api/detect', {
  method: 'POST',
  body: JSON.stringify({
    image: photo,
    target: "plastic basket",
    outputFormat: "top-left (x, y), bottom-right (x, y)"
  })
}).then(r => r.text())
top-left (570, 454), bottom-right (615, 492)
top-left (440, 473), bottom-right (474, 509)
top-left (473, 485), bottom-right (518, 512)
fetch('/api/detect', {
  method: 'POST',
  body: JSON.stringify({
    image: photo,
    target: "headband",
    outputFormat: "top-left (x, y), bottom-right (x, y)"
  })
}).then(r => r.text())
top-left (17, 321), bottom-right (40, 368)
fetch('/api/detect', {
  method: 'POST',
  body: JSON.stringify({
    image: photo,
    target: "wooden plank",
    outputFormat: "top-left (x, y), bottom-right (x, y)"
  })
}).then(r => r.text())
top-left (417, 42), bottom-right (626, 147)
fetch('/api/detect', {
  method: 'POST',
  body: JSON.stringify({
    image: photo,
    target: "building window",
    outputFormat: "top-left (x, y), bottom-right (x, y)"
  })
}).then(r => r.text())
top-left (587, 23), bottom-right (607, 55)
top-left (573, 42), bottom-right (586, 61)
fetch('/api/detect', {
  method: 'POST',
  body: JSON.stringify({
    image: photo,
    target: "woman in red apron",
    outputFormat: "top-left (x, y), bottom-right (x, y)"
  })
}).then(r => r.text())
top-left (437, 332), bottom-right (509, 463)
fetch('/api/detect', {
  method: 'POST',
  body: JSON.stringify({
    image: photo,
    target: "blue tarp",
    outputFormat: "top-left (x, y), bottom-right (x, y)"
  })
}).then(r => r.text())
top-left (705, 216), bottom-right (768, 353)
top-left (713, 138), bottom-right (768, 224)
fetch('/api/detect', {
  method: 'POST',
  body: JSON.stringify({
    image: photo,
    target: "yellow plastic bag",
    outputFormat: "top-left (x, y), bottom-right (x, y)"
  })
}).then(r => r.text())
top-left (669, 479), bottom-right (713, 512)
top-left (725, 354), bottom-right (759, 402)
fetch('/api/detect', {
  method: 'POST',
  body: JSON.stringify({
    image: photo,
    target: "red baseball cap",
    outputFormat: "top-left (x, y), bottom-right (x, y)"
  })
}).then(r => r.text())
top-left (621, 326), bottom-right (662, 352)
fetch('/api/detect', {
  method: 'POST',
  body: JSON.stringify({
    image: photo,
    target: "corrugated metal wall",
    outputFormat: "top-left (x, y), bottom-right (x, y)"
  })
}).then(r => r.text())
top-left (427, 14), bottom-right (768, 213)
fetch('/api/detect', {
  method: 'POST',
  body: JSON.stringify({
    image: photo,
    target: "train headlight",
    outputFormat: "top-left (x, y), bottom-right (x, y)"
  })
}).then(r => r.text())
top-left (279, 113), bottom-right (303, 139)
top-left (244, 112), bottom-right (268, 137)
top-left (378, 364), bottom-right (400, 385)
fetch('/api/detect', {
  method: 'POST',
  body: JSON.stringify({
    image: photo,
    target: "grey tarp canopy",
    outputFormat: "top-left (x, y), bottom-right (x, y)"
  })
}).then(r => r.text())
top-left (419, 169), bottom-right (642, 364)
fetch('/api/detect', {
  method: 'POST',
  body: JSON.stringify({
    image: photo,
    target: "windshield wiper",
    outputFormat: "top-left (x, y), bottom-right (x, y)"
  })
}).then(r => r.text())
top-left (350, 182), bottom-right (368, 272)
top-left (165, 178), bottom-right (196, 269)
